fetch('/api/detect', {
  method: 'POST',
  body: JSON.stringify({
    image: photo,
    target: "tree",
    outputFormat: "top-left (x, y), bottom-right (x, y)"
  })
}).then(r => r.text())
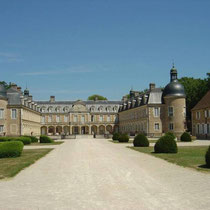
top-left (88, 94), bottom-right (107, 101)
top-left (179, 75), bottom-right (209, 131)
top-left (0, 81), bottom-right (10, 89)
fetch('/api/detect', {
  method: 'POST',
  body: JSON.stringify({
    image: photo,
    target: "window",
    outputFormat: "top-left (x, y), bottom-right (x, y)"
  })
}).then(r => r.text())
top-left (0, 125), bottom-right (4, 132)
top-left (205, 110), bottom-right (209, 118)
top-left (0, 109), bottom-right (4, 119)
top-left (48, 115), bottom-right (52, 122)
top-left (99, 115), bottom-right (103, 122)
top-left (81, 115), bottom-right (85, 123)
top-left (11, 109), bottom-right (17, 119)
top-left (41, 116), bottom-right (45, 123)
top-left (73, 115), bottom-right (77, 122)
top-left (207, 124), bottom-right (210, 134)
top-left (56, 115), bottom-right (60, 122)
top-left (168, 107), bottom-right (174, 117)
top-left (155, 123), bottom-right (159, 130)
top-left (48, 107), bottom-right (53, 113)
top-left (154, 107), bottom-right (160, 117)
top-left (107, 115), bottom-right (110, 122)
top-left (64, 115), bottom-right (68, 122)
top-left (91, 115), bottom-right (94, 122)
top-left (196, 111), bottom-right (200, 119)
top-left (169, 123), bottom-right (174, 130)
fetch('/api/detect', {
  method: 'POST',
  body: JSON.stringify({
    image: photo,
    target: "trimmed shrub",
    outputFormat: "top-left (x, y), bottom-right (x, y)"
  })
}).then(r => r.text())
top-left (12, 137), bottom-right (31, 145)
top-left (0, 141), bottom-right (24, 158)
top-left (118, 134), bottom-right (129, 143)
top-left (165, 132), bottom-right (176, 140)
top-left (133, 134), bottom-right (149, 147)
top-left (0, 137), bottom-right (12, 142)
top-left (180, 132), bottom-right (192, 142)
top-left (154, 135), bottom-right (178, 153)
top-left (24, 136), bottom-right (38, 143)
top-left (112, 133), bottom-right (120, 141)
top-left (205, 146), bottom-right (210, 168)
top-left (40, 135), bottom-right (54, 143)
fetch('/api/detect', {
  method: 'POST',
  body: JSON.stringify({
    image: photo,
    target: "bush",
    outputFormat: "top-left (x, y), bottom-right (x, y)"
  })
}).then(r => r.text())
top-left (180, 132), bottom-right (192, 142)
top-left (165, 132), bottom-right (176, 140)
top-left (112, 133), bottom-right (120, 141)
top-left (0, 141), bottom-right (24, 158)
top-left (40, 135), bottom-right (54, 143)
top-left (154, 135), bottom-right (178, 153)
top-left (205, 146), bottom-right (210, 168)
top-left (24, 136), bottom-right (38, 143)
top-left (0, 137), bottom-right (12, 142)
top-left (118, 134), bottom-right (129, 143)
top-left (133, 134), bottom-right (149, 147)
top-left (13, 137), bottom-right (31, 145)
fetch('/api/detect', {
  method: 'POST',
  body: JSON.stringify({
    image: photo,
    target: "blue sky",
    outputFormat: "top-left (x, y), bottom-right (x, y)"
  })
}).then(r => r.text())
top-left (0, 0), bottom-right (209, 101)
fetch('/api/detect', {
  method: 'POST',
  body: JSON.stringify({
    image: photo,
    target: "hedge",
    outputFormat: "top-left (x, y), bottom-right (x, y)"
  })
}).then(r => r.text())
top-left (24, 136), bottom-right (39, 143)
top-left (40, 135), bottom-right (54, 143)
top-left (112, 133), bottom-right (120, 141)
top-left (0, 136), bottom-right (31, 145)
top-left (133, 134), bottom-right (149, 147)
top-left (180, 132), bottom-right (192, 142)
top-left (205, 146), bottom-right (210, 168)
top-left (118, 134), bottom-right (129, 143)
top-left (0, 141), bottom-right (24, 158)
top-left (154, 135), bottom-right (178, 153)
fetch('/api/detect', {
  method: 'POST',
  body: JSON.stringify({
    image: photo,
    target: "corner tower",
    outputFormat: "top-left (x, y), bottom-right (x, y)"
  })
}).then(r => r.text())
top-left (162, 65), bottom-right (186, 139)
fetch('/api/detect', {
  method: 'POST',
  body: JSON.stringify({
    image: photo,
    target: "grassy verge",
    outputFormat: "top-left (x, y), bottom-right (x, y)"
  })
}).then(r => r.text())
top-left (129, 146), bottom-right (210, 172)
top-left (0, 148), bottom-right (53, 179)
top-left (29, 141), bottom-right (64, 146)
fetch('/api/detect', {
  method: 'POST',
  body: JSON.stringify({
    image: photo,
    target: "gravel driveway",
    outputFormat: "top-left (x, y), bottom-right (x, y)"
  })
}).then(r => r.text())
top-left (0, 139), bottom-right (210, 210)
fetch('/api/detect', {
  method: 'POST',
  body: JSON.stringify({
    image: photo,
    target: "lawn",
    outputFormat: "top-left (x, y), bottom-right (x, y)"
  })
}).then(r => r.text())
top-left (29, 141), bottom-right (64, 146)
top-left (129, 146), bottom-right (210, 172)
top-left (0, 148), bottom-right (53, 179)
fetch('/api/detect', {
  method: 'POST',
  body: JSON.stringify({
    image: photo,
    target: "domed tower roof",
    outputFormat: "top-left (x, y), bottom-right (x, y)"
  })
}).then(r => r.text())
top-left (0, 84), bottom-right (7, 98)
top-left (24, 88), bottom-right (29, 97)
top-left (162, 65), bottom-right (185, 98)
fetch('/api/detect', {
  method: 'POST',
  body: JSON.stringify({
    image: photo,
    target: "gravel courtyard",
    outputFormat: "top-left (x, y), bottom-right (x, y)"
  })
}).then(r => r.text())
top-left (0, 139), bottom-right (210, 210)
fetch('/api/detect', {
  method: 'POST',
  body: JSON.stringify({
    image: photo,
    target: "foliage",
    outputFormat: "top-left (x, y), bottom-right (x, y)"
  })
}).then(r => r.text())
top-left (88, 94), bottom-right (107, 101)
top-left (0, 141), bottom-right (24, 158)
top-left (24, 136), bottom-right (39, 143)
top-left (112, 133), bottom-right (120, 141)
top-left (0, 137), bottom-right (13, 142)
top-left (179, 74), bottom-right (210, 130)
top-left (180, 132), bottom-right (192, 142)
top-left (165, 132), bottom-right (176, 140)
top-left (154, 135), bottom-right (178, 153)
top-left (118, 134), bottom-right (129, 142)
top-left (40, 135), bottom-right (54, 143)
top-left (0, 81), bottom-right (11, 89)
top-left (133, 134), bottom-right (149, 147)
top-left (205, 146), bottom-right (210, 168)
top-left (0, 136), bottom-right (31, 145)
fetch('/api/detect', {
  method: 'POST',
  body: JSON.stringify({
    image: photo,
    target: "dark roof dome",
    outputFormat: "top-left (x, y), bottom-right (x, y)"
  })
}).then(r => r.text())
top-left (24, 88), bottom-right (29, 96)
top-left (162, 65), bottom-right (185, 98)
top-left (0, 84), bottom-right (7, 98)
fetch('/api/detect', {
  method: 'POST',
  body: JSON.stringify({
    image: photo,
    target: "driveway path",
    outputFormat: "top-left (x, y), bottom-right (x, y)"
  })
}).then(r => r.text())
top-left (0, 139), bottom-right (210, 210)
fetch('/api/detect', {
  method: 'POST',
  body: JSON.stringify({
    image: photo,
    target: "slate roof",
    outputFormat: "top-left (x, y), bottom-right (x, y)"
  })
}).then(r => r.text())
top-left (191, 90), bottom-right (210, 111)
top-left (6, 88), bottom-right (22, 105)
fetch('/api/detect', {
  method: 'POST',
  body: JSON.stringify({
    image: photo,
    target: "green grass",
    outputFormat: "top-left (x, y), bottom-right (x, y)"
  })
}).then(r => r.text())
top-left (0, 148), bottom-right (53, 179)
top-left (29, 141), bottom-right (64, 146)
top-left (129, 146), bottom-right (210, 172)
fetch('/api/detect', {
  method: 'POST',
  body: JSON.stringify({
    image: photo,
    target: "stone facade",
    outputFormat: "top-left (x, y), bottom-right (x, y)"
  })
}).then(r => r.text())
top-left (118, 66), bottom-right (186, 139)
top-left (191, 90), bottom-right (210, 139)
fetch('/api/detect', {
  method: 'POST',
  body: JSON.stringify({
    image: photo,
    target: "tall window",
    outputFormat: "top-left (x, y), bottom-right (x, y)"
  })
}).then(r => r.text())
top-left (81, 115), bottom-right (85, 123)
top-left (64, 115), bottom-right (68, 122)
top-left (99, 115), bottom-right (103, 122)
top-left (11, 109), bottom-right (17, 119)
top-left (168, 107), bottom-right (174, 117)
top-left (205, 110), bottom-right (209, 118)
top-left (48, 115), bottom-right (52, 122)
top-left (73, 115), bottom-right (77, 122)
top-left (155, 123), bottom-right (159, 130)
top-left (154, 107), bottom-right (160, 117)
top-left (41, 116), bottom-right (45, 123)
top-left (91, 115), bottom-right (94, 122)
top-left (107, 115), bottom-right (110, 122)
top-left (196, 111), bottom-right (200, 119)
top-left (0, 125), bottom-right (3, 132)
top-left (56, 115), bottom-right (60, 122)
top-left (169, 123), bottom-right (174, 130)
top-left (0, 109), bottom-right (4, 119)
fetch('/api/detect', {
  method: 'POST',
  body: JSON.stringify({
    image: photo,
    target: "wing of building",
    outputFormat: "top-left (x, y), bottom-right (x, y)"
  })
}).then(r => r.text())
top-left (0, 65), bottom-right (186, 139)
top-left (191, 90), bottom-right (210, 139)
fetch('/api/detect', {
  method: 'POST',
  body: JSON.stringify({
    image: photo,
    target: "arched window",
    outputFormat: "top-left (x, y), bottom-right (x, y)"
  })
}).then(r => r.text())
top-left (90, 106), bottom-right (95, 112)
top-left (98, 106), bottom-right (103, 112)
top-left (55, 106), bottom-right (61, 112)
top-left (63, 106), bottom-right (69, 112)
top-left (40, 106), bottom-right (46, 113)
top-left (48, 106), bottom-right (53, 113)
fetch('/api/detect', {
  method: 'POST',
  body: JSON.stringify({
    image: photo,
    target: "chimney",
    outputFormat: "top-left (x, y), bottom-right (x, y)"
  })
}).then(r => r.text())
top-left (50, 96), bottom-right (55, 102)
top-left (149, 83), bottom-right (155, 91)
top-left (17, 87), bottom-right (22, 93)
